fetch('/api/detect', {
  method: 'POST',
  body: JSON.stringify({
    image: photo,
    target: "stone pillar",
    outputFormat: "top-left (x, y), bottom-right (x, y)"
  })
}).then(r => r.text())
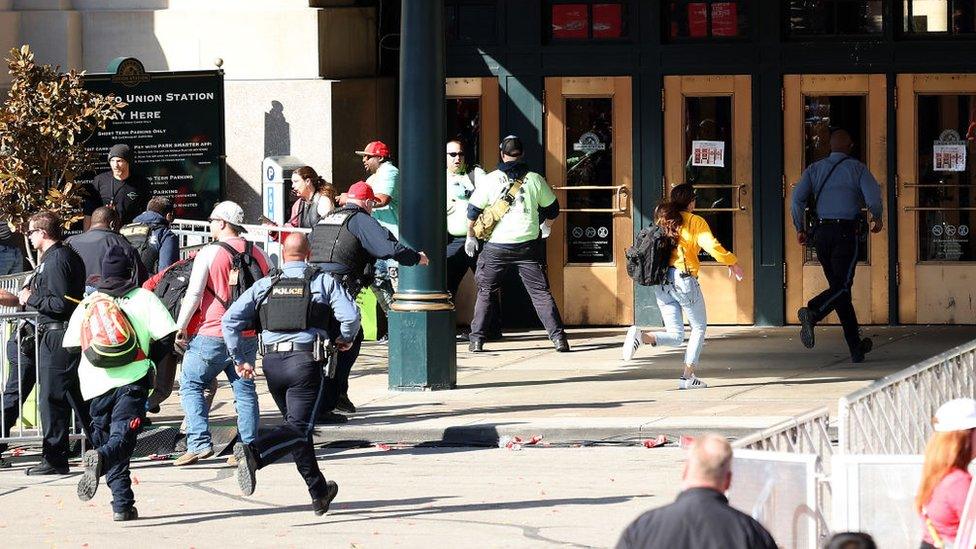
top-left (388, 0), bottom-right (456, 390)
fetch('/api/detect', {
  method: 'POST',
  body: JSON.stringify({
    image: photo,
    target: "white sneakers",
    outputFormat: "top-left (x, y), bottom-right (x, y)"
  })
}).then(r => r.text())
top-left (679, 375), bottom-right (708, 390)
top-left (622, 326), bottom-right (641, 361)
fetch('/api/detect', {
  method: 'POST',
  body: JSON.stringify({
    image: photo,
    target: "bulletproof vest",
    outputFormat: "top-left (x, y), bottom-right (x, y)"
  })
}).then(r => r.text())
top-left (298, 195), bottom-right (324, 228)
top-left (258, 267), bottom-right (328, 332)
top-left (309, 209), bottom-right (372, 273)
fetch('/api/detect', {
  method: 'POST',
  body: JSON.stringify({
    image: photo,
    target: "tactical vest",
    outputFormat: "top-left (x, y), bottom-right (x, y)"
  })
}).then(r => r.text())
top-left (297, 195), bottom-right (324, 228)
top-left (258, 267), bottom-right (328, 332)
top-left (309, 209), bottom-right (372, 273)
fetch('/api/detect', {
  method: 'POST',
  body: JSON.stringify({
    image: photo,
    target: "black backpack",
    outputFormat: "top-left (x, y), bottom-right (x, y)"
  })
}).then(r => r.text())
top-left (120, 221), bottom-right (165, 272)
top-left (152, 257), bottom-right (194, 321)
top-left (625, 224), bottom-right (676, 286)
top-left (206, 241), bottom-right (265, 309)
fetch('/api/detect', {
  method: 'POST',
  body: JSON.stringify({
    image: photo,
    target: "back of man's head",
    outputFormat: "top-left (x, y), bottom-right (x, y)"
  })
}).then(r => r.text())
top-left (824, 532), bottom-right (876, 549)
top-left (829, 129), bottom-right (853, 153)
top-left (91, 206), bottom-right (120, 230)
top-left (683, 433), bottom-right (733, 492)
top-left (147, 196), bottom-right (174, 218)
top-left (282, 232), bottom-right (310, 262)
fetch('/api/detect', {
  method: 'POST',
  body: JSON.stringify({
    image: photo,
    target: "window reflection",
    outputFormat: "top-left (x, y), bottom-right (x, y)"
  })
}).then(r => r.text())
top-left (565, 98), bottom-right (614, 263)
top-left (788, 0), bottom-right (884, 36)
top-left (904, 0), bottom-right (976, 34)
top-left (684, 96), bottom-right (735, 260)
top-left (445, 98), bottom-right (481, 168)
top-left (550, 1), bottom-right (626, 41)
top-left (666, 0), bottom-right (751, 40)
top-left (916, 95), bottom-right (976, 262)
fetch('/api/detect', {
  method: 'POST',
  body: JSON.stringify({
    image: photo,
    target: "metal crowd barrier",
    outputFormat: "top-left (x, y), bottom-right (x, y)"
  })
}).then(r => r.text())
top-left (0, 312), bottom-right (41, 446)
top-left (733, 407), bottom-right (834, 547)
top-left (729, 449), bottom-right (821, 549)
top-left (837, 339), bottom-right (976, 455)
top-left (0, 271), bottom-right (32, 314)
top-left (170, 219), bottom-right (310, 267)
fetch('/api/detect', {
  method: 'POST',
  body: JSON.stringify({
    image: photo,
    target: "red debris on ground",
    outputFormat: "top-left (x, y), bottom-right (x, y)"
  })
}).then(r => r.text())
top-left (642, 435), bottom-right (668, 448)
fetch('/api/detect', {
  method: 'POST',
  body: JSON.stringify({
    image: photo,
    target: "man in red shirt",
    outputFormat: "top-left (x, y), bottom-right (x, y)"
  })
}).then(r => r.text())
top-left (172, 201), bottom-right (270, 466)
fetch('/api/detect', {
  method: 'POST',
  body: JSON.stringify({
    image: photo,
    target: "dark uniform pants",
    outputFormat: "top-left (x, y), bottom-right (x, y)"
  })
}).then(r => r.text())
top-left (446, 236), bottom-right (502, 335)
top-left (39, 327), bottom-right (91, 468)
top-left (1, 335), bottom-right (36, 451)
top-left (250, 351), bottom-right (329, 499)
top-left (89, 374), bottom-right (150, 513)
top-left (470, 242), bottom-right (565, 342)
top-left (808, 222), bottom-right (862, 353)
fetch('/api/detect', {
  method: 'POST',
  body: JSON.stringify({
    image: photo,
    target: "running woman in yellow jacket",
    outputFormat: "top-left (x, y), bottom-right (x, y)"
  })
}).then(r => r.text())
top-left (622, 183), bottom-right (744, 389)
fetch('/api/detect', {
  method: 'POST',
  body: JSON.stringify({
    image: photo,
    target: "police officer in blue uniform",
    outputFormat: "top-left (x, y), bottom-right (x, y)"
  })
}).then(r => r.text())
top-left (309, 181), bottom-right (428, 416)
top-left (791, 129), bottom-right (884, 363)
top-left (222, 233), bottom-right (360, 516)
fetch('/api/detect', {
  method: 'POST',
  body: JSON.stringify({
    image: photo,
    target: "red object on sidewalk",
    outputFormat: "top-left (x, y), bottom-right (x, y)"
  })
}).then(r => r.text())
top-left (642, 435), bottom-right (668, 448)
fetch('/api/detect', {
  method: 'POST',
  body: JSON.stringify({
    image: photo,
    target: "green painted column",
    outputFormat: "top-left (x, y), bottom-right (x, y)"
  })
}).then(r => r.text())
top-left (388, 0), bottom-right (457, 390)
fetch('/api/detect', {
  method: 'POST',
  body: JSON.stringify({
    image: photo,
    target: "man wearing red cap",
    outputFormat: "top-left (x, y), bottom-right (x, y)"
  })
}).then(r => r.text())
top-left (354, 141), bottom-right (399, 237)
top-left (309, 181), bottom-right (428, 417)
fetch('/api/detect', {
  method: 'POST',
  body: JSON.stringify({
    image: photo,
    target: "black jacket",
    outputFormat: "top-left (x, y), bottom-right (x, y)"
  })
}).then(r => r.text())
top-left (616, 488), bottom-right (778, 549)
top-left (65, 228), bottom-right (148, 285)
top-left (25, 242), bottom-right (86, 324)
top-left (83, 171), bottom-right (149, 225)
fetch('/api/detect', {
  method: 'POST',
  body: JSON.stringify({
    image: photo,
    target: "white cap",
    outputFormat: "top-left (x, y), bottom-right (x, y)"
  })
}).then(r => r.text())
top-left (209, 201), bottom-right (246, 231)
top-left (933, 398), bottom-right (976, 432)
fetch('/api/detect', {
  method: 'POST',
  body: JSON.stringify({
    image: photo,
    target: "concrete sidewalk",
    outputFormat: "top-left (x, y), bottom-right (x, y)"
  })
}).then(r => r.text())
top-left (148, 324), bottom-right (974, 446)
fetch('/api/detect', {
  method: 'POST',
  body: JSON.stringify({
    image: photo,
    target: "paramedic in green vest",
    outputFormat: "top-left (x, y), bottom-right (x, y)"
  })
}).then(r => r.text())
top-left (63, 245), bottom-right (177, 522)
top-left (445, 139), bottom-right (501, 340)
top-left (465, 135), bottom-right (569, 353)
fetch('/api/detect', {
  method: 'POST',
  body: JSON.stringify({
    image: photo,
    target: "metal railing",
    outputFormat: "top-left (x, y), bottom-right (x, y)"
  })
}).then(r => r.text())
top-left (170, 219), bottom-right (310, 265)
top-left (837, 339), bottom-right (976, 455)
top-left (733, 407), bottom-right (834, 546)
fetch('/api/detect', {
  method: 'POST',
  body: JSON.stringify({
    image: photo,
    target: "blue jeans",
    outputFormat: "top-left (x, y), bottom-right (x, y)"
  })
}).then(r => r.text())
top-left (651, 268), bottom-right (708, 367)
top-left (0, 244), bottom-right (23, 275)
top-left (179, 335), bottom-right (258, 453)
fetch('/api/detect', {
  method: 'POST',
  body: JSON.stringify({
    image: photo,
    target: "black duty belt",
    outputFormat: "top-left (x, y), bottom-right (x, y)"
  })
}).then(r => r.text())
top-left (818, 218), bottom-right (857, 225)
top-left (262, 341), bottom-right (315, 354)
top-left (39, 321), bottom-right (68, 331)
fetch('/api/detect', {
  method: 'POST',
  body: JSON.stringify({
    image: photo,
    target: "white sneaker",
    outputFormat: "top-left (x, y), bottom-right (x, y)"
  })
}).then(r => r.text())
top-left (622, 326), bottom-right (641, 361)
top-left (679, 375), bottom-right (708, 390)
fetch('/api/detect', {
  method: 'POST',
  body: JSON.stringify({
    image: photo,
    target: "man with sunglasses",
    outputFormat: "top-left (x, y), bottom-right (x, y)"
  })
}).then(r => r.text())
top-left (445, 140), bottom-right (501, 341)
top-left (0, 211), bottom-right (90, 475)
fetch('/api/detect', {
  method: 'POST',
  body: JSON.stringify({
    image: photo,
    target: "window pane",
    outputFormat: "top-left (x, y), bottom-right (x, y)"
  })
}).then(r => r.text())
top-left (445, 98), bottom-right (481, 168)
top-left (904, 0), bottom-right (976, 33)
top-left (552, 4), bottom-right (589, 39)
top-left (803, 95), bottom-right (870, 263)
top-left (789, 0), bottom-right (883, 35)
top-left (593, 3), bottom-right (624, 38)
top-left (667, 1), bottom-right (749, 39)
top-left (565, 98), bottom-right (614, 263)
top-left (684, 96), bottom-right (735, 259)
top-left (916, 95), bottom-right (976, 262)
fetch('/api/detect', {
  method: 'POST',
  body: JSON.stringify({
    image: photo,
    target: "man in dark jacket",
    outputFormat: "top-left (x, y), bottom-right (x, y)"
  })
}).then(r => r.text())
top-left (615, 434), bottom-right (778, 549)
top-left (66, 206), bottom-right (148, 289)
top-left (0, 211), bottom-right (91, 475)
top-left (128, 196), bottom-right (179, 274)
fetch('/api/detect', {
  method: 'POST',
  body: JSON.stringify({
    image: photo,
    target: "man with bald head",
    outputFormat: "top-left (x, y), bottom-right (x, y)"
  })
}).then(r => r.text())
top-left (791, 127), bottom-right (883, 363)
top-left (66, 206), bottom-right (148, 289)
top-left (616, 434), bottom-right (777, 549)
top-left (222, 232), bottom-right (360, 516)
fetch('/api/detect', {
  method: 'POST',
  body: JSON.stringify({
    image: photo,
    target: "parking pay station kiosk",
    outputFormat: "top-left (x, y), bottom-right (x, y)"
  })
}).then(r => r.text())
top-left (261, 156), bottom-right (305, 263)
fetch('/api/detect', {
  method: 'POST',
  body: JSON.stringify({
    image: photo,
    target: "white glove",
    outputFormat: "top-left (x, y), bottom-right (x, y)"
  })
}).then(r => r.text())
top-left (464, 236), bottom-right (479, 257)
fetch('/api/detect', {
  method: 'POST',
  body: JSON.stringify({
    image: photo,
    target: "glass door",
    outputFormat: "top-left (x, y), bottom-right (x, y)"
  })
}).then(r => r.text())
top-left (897, 74), bottom-right (976, 324)
top-left (544, 77), bottom-right (633, 326)
top-left (663, 75), bottom-right (753, 324)
top-left (783, 74), bottom-right (889, 325)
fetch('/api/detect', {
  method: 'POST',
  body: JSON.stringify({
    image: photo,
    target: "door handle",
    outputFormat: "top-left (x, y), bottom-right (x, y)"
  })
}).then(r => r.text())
top-left (690, 184), bottom-right (748, 212)
top-left (553, 185), bottom-right (629, 213)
